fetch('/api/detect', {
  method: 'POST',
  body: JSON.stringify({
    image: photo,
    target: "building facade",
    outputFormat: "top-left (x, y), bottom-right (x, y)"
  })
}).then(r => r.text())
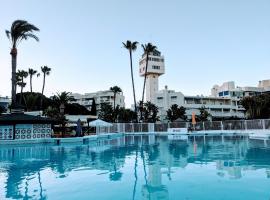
top-left (71, 90), bottom-right (125, 112)
top-left (211, 80), bottom-right (270, 98)
top-left (139, 51), bottom-right (245, 121)
top-left (154, 86), bottom-right (245, 121)
top-left (139, 50), bottom-right (165, 102)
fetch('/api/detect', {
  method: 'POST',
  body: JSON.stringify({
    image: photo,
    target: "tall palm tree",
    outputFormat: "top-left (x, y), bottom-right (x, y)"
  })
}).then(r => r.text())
top-left (141, 43), bottom-right (157, 103)
top-left (17, 70), bottom-right (28, 104)
top-left (28, 68), bottom-right (38, 93)
top-left (123, 40), bottom-right (138, 122)
top-left (6, 20), bottom-right (39, 106)
top-left (110, 86), bottom-right (122, 122)
top-left (40, 66), bottom-right (51, 108)
top-left (140, 43), bottom-right (157, 121)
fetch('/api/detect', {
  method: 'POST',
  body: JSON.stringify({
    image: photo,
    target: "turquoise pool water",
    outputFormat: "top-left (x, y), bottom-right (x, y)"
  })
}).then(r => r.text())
top-left (0, 135), bottom-right (269, 200)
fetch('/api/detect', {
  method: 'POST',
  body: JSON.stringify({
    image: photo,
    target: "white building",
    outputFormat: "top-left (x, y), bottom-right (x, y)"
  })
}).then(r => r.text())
top-left (70, 90), bottom-right (125, 112)
top-left (211, 80), bottom-right (270, 98)
top-left (139, 50), bottom-right (245, 121)
top-left (154, 86), bottom-right (244, 121)
top-left (139, 50), bottom-right (165, 102)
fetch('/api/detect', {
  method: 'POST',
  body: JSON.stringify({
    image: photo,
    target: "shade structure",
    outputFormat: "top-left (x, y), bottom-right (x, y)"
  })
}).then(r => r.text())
top-left (89, 119), bottom-right (113, 135)
top-left (89, 119), bottom-right (112, 127)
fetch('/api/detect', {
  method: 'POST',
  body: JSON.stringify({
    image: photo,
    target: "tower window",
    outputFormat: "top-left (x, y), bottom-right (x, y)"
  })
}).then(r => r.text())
top-left (152, 66), bottom-right (160, 70)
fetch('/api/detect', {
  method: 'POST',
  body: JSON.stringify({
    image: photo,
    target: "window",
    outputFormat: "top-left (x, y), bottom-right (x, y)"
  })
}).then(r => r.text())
top-left (152, 65), bottom-right (160, 70)
top-left (157, 97), bottom-right (163, 100)
top-left (171, 96), bottom-right (177, 99)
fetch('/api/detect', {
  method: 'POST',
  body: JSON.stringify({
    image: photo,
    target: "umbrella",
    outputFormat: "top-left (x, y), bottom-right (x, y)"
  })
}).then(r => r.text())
top-left (192, 112), bottom-right (196, 131)
top-left (89, 119), bottom-right (113, 127)
top-left (89, 119), bottom-right (113, 135)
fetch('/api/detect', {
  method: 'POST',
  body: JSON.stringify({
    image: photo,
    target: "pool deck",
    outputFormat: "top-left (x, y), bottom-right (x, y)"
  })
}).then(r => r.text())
top-left (0, 130), bottom-right (269, 145)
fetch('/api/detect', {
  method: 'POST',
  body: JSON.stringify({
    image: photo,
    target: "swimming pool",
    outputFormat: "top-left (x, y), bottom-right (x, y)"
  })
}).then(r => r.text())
top-left (0, 135), bottom-right (269, 200)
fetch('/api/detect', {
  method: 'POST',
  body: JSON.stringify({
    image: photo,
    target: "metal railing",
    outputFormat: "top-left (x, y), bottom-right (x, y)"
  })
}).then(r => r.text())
top-left (101, 119), bottom-right (270, 134)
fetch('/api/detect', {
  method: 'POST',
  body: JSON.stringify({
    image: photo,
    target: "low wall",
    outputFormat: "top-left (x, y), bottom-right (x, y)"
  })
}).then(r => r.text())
top-left (0, 124), bottom-right (52, 141)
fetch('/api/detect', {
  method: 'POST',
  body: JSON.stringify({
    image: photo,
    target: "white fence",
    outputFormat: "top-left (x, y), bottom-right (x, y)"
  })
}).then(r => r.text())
top-left (101, 119), bottom-right (270, 134)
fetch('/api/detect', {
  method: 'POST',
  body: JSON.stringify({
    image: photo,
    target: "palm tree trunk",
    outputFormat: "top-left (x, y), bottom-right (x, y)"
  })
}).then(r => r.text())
top-left (40, 73), bottom-right (46, 109)
top-left (141, 53), bottom-right (149, 103)
top-left (11, 48), bottom-right (17, 107)
top-left (140, 53), bottom-right (149, 122)
top-left (129, 50), bottom-right (138, 122)
top-left (30, 75), bottom-right (33, 93)
top-left (42, 73), bottom-right (45, 95)
top-left (20, 80), bottom-right (24, 105)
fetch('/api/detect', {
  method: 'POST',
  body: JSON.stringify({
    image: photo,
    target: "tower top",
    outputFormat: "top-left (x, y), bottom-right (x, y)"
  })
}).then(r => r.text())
top-left (139, 50), bottom-right (165, 77)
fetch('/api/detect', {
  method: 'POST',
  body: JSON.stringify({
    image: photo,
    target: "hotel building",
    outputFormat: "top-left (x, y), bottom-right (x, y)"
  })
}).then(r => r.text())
top-left (70, 90), bottom-right (125, 112)
top-left (139, 50), bottom-right (245, 121)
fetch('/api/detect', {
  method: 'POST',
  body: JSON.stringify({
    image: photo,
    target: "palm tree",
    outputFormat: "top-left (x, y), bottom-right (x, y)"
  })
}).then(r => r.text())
top-left (40, 66), bottom-right (51, 108)
top-left (28, 68), bottom-right (38, 93)
top-left (141, 43), bottom-right (157, 103)
top-left (123, 40), bottom-right (138, 122)
top-left (17, 70), bottom-right (28, 104)
top-left (110, 86), bottom-right (122, 122)
top-left (6, 20), bottom-right (39, 106)
top-left (140, 43), bottom-right (157, 121)
top-left (52, 92), bottom-right (75, 114)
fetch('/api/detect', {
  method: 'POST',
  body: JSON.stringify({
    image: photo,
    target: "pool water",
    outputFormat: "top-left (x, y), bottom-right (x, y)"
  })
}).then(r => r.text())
top-left (0, 135), bottom-right (270, 200)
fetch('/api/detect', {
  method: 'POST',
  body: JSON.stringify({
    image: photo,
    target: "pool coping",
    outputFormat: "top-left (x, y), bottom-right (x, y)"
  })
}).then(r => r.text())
top-left (0, 130), bottom-right (269, 145)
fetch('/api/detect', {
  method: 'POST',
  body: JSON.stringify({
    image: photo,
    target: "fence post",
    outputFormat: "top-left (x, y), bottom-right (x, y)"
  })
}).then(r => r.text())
top-left (203, 122), bottom-right (205, 131)
top-left (244, 121), bottom-right (247, 131)
top-left (262, 119), bottom-right (265, 130)
top-left (221, 121), bottom-right (223, 131)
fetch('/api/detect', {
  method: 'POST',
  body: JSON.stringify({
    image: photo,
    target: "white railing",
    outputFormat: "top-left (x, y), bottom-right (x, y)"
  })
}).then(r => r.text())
top-left (101, 119), bottom-right (270, 134)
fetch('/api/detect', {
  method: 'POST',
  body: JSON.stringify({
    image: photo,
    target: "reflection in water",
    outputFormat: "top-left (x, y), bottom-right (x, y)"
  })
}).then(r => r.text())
top-left (0, 135), bottom-right (270, 200)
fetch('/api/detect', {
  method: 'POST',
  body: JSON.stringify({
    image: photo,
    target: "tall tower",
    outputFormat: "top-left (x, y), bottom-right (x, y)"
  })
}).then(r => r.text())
top-left (139, 50), bottom-right (165, 102)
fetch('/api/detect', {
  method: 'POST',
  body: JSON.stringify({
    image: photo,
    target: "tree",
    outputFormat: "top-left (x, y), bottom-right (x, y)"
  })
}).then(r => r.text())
top-left (90, 98), bottom-right (97, 116)
top-left (40, 66), bottom-right (51, 108)
top-left (166, 104), bottom-right (187, 122)
top-left (141, 43), bottom-right (157, 103)
top-left (28, 68), bottom-right (38, 93)
top-left (240, 94), bottom-right (270, 119)
top-left (16, 70), bottom-right (28, 104)
top-left (123, 40), bottom-right (139, 122)
top-left (0, 106), bottom-right (6, 114)
top-left (6, 20), bottom-right (39, 107)
top-left (110, 86), bottom-right (122, 121)
top-left (140, 43), bottom-right (157, 121)
top-left (98, 103), bottom-right (114, 122)
top-left (140, 101), bottom-right (159, 123)
top-left (65, 103), bottom-right (91, 115)
top-left (198, 106), bottom-right (211, 121)
top-left (117, 107), bottom-right (137, 123)
top-left (24, 93), bottom-right (39, 111)
top-left (52, 92), bottom-right (75, 114)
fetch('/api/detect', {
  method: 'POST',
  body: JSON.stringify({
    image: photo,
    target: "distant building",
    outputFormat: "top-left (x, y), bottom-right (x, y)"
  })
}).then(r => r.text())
top-left (154, 86), bottom-right (244, 121)
top-left (211, 80), bottom-right (270, 98)
top-left (70, 90), bottom-right (125, 113)
top-left (138, 50), bottom-right (245, 121)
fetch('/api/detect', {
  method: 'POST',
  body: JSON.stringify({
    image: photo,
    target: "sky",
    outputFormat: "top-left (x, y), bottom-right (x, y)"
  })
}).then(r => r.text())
top-left (0, 0), bottom-right (270, 107)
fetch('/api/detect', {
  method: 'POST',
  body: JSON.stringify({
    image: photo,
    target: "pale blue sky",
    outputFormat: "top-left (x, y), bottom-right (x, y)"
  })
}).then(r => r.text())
top-left (0, 0), bottom-right (270, 107)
